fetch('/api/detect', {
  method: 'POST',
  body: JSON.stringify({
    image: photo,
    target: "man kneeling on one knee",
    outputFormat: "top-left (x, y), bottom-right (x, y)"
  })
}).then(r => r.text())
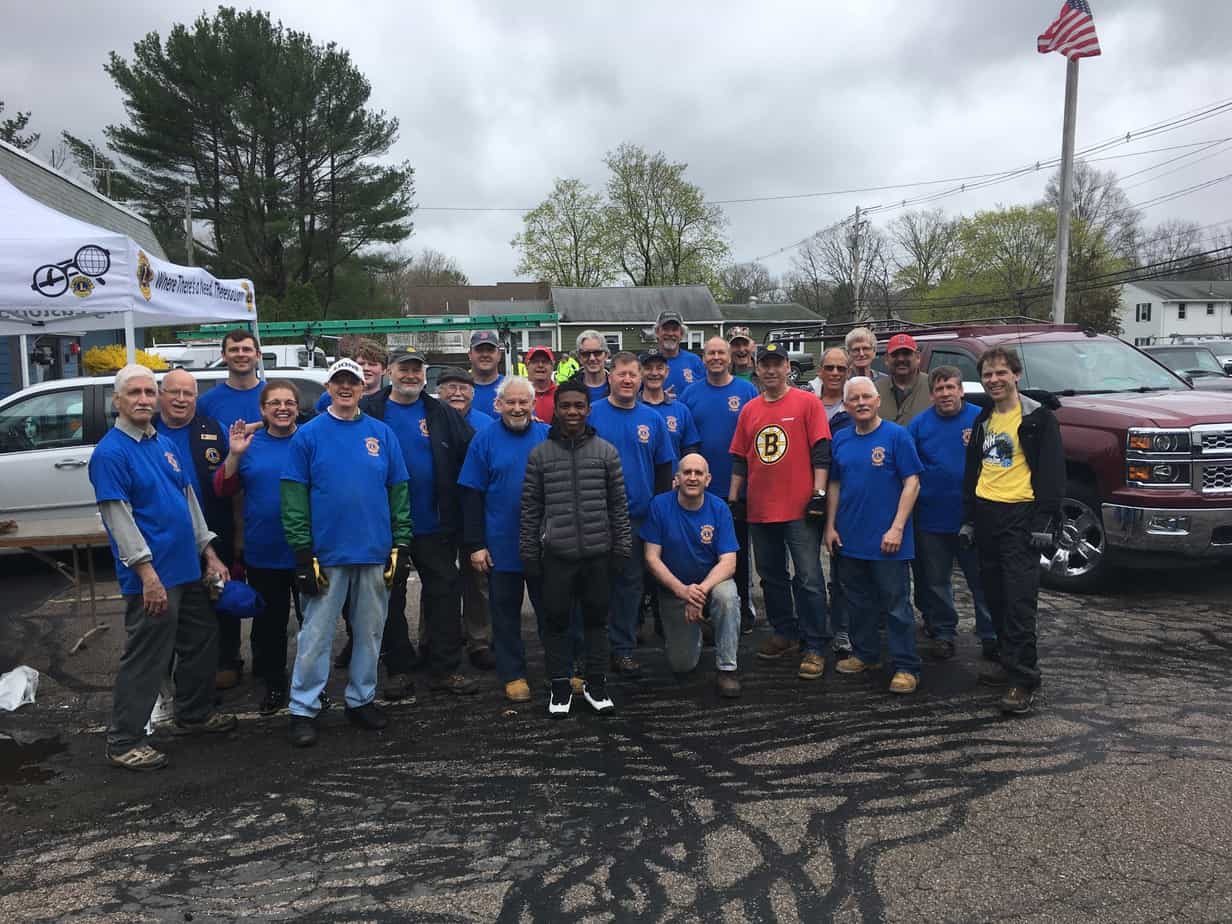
top-left (642, 453), bottom-right (743, 697)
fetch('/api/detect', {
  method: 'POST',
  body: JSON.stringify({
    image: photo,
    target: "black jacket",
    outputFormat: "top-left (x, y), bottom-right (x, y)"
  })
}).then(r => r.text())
top-left (360, 389), bottom-right (474, 536)
top-left (520, 424), bottom-right (632, 564)
top-left (155, 413), bottom-right (233, 558)
top-left (962, 391), bottom-right (1065, 526)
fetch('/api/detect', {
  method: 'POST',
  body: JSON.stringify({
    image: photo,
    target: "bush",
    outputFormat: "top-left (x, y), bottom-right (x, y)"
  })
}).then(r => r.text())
top-left (82, 345), bottom-right (169, 376)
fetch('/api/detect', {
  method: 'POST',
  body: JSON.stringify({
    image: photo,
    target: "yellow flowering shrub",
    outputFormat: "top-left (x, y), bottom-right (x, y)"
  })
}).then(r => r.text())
top-left (82, 345), bottom-right (169, 376)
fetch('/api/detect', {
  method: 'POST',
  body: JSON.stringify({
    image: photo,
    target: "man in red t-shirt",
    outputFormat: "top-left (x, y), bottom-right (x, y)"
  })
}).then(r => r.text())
top-left (728, 343), bottom-right (834, 681)
top-left (526, 346), bottom-right (558, 423)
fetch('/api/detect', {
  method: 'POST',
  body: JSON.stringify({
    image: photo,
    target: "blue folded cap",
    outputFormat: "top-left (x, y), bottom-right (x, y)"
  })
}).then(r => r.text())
top-left (215, 580), bottom-right (265, 619)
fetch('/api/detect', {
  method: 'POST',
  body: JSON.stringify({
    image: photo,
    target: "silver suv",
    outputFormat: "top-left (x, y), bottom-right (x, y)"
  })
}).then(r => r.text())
top-left (0, 368), bottom-right (328, 523)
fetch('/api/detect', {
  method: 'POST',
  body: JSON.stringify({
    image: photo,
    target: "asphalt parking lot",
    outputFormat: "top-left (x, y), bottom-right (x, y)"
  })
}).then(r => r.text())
top-left (2, 553), bottom-right (1232, 923)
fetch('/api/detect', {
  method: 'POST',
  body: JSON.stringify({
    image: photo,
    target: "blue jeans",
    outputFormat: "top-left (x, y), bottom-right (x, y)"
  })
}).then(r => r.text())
top-left (488, 570), bottom-right (544, 683)
top-left (915, 530), bottom-right (996, 641)
top-left (289, 564), bottom-right (388, 717)
top-left (839, 556), bottom-right (921, 675)
top-left (827, 552), bottom-right (849, 635)
top-left (659, 579), bottom-right (741, 673)
top-left (608, 520), bottom-right (644, 659)
top-left (749, 520), bottom-right (830, 655)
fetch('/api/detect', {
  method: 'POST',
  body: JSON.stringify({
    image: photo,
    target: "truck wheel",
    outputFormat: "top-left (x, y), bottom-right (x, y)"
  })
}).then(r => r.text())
top-left (789, 362), bottom-right (803, 383)
top-left (1039, 483), bottom-right (1109, 593)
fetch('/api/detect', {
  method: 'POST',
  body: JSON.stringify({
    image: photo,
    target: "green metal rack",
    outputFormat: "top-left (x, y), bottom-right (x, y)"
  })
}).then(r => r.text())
top-left (176, 313), bottom-right (560, 340)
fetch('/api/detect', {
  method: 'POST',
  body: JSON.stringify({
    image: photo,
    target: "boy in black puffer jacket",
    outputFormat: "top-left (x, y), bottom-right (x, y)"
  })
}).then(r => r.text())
top-left (520, 381), bottom-right (632, 718)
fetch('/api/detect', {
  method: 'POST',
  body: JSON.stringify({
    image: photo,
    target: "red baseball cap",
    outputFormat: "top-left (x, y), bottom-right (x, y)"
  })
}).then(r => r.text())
top-left (885, 333), bottom-right (918, 353)
top-left (525, 345), bottom-right (555, 363)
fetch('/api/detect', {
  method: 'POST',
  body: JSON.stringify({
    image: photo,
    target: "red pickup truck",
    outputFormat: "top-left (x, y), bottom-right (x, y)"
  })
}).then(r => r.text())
top-left (783, 321), bottom-right (1232, 591)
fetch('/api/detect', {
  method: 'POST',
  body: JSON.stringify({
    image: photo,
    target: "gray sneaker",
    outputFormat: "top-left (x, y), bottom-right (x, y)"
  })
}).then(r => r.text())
top-left (833, 631), bottom-right (853, 656)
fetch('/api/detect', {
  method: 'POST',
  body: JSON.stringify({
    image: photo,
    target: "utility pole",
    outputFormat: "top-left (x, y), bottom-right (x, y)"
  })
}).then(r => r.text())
top-left (850, 205), bottom-right (862, 321)
top-left (1051, 57), bottom-right (1080, 324)
top-left (184, 183), bottom-right (194, 266)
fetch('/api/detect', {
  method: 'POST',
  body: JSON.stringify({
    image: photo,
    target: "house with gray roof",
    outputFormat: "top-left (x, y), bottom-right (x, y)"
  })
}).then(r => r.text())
top-left (0, 141), bottom-right (168, 397)
top-left (1119, 280), bottom-right (1232, 346)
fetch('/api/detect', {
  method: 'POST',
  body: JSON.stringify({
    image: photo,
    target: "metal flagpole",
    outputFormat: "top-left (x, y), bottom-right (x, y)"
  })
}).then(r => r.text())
top-left (1051, 57), bottom-right (1080, 324)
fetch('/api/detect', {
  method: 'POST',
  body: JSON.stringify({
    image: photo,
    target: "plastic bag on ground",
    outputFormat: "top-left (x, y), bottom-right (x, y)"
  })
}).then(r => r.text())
top-left (0, 666), bottom-right (39, 711)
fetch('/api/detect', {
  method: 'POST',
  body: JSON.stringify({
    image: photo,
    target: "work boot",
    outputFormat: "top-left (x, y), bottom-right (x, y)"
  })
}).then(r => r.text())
top-left (345, 702), bottom-right (389, 730)
top-left (716, 671), bottom-right (742, 698)
top-left (288, 716), bottom-right (317, 748)
top-left (1000, 686), bottom-right (1035, 715)
top-left (757, 635), bottom-right (797, 661)
top-left (798, 653), bottom-right (825, 681)
top-left (429, 673), bottom-right (479, 695)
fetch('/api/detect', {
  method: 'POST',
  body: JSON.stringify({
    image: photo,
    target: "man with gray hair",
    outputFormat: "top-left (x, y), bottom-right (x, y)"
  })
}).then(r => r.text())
top-left (655, 309), bottom-right (705, 397)
top-left (571, 329), bottom-right (611, 403)
top-left (844, 327), bottom-right (883, 382)
top-left (90, 365), bottom-right (236, 771)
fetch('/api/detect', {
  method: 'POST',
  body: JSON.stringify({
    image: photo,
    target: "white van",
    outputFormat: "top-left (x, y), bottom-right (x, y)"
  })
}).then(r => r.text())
top-left (148, 342), bottom-right (329, 370)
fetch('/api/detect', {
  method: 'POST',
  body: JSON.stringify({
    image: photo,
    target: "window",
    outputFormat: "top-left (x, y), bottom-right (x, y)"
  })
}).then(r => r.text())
top-left (1135, 302), bottom-right (1152, 322)
top-left (1208, 303), bottom-right (1216, 316)
top-left (518, 328), bottom-right (554, 351)
top-left (0, 388), bottom-right (86, 453)
top-left (601, 331), bottom-right (623, 353)
top-left (687, 330), bottom-right (705, 350)
top-left (1178, 304), bottom-right (1187, 320)
top-left (928, 349), bottom-right (981, 384)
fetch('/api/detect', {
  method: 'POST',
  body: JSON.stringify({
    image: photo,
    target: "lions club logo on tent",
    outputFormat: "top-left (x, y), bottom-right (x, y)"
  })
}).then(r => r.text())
top-left (241, 281), bottom-right (254, 312)
top-left (70, 275), bottom-right (94, 298)
top-left (136, 250), bottom-right (154, 302)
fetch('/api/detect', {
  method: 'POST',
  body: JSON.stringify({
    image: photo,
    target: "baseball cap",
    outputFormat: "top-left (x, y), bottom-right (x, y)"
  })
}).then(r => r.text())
top-left (215, 580), bottom-right (265, 619)
top-left (656, 309), bottom-right (684, 326)
top-left (525, 345), bottom-right (555, 363)
top-left (470, 330), bottom-right (502, 349)
top-left (326, 358), bottom-right (364, 382)
top-left (885, 333), bottom-right (919, 353)
top-left (436, 367), bottom-right (473, 386)
top-left (726, 325), bottom-right (753, 344)
top-left (639, 349), bottom-right (668, 365)
top-left (389, 346), bottom-right (426, 366)
top-left (756, 343), bottom-right (789, 363)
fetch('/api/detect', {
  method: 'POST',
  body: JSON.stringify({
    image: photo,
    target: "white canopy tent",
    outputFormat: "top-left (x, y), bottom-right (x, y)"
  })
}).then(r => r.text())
top-left (0, 174), bottom-right (256, 387)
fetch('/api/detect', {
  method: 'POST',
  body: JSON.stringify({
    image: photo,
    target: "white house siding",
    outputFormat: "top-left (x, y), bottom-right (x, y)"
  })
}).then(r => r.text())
top-left (1119, 283), bottom-right (1232, 345)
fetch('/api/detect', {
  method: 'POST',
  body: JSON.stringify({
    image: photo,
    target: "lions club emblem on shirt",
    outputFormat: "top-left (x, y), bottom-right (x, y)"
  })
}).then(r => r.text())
top-left (871, 446), bottom-right (886, 467)
top-left (728, 395), bottom-right (740, 412)
top-left (419, 419), bottom-right (429, 438)
top-left (754, 425), bottom-right (788, 464)
top-left (683, 369), bottom-right (694, 383)
top-left (204, 447), bottom-right (222, 465)
top-left (637, 424), bottom-right (650, 443)
top-left (699, 524), bottom-right (715, 544)
top-left (365, 436), bottom-right (381, 457)
top-left (164, 451), bottom-right (181, 472)
top-left (962, 427), bottom-right (972, 447)
top-left (666, 416), bottom-right (678, 433)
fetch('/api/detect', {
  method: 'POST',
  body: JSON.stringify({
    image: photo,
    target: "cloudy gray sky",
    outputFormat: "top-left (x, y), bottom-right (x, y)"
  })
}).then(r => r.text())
top-left (4, 0), bottom-right (1231, 284)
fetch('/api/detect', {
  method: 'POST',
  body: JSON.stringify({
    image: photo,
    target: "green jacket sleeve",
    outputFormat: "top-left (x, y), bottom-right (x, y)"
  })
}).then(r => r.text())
top-left (389, 481), bottom-right (413, 546)
top-left (281, 480), bottom-right (312, 552)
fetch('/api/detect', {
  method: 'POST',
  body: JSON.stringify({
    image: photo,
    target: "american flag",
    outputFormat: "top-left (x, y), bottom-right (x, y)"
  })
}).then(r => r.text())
top-left (1037, 0), bottom-right (1102, 59)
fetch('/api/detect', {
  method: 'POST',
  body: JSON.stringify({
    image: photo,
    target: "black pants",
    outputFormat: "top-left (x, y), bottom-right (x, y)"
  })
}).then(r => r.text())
top-left (541, 552), bottom-right (610, 681)
top-left (246, 566), bottom-right (297, 689)
top-left (974, 499), bottom-right (1042, 690)
top-left (734, 516), bottom-right (754, 622)
top-left (390, 533), bottom-right (463, 678)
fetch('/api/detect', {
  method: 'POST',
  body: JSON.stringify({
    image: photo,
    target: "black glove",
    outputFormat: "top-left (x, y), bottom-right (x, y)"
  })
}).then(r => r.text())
top-left (806, 492), bottom-right (828, 524)
top-left (727, 498), bottom-right (747, 522)
top-left (522, 558), bottom-right (543, 580)
top-left (294, 550), bottom-right (327, 597)
top-left (958, 523), bottom-right (976, 551)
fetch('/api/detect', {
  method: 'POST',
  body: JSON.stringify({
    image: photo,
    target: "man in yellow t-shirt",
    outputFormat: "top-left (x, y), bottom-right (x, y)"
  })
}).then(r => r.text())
top-left (961, 346), bottom-right (1064, 716)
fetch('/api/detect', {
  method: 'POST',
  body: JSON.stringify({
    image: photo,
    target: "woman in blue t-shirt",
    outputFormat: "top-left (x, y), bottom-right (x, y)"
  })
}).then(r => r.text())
top-left (214, 380), bottom-right (307, 716)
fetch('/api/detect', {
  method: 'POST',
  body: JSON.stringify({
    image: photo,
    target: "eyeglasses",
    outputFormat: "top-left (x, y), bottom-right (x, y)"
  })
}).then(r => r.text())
top-left (161, 389), bottom-right (196, 399)
top-left (822, 364), bottom-right (848, 372)
top-left (581, 350), bottom-right (607, 358)
top-left (263, 399), bottom-right (299, 408)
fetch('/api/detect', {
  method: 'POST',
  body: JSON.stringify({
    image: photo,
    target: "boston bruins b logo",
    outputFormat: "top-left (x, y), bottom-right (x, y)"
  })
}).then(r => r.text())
top-left (754, 425), bottom-right (788, 464)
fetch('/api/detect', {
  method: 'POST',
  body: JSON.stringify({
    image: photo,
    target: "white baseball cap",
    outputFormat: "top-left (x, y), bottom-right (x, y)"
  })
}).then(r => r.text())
top-left (326, 358), bottom-right (364, 383)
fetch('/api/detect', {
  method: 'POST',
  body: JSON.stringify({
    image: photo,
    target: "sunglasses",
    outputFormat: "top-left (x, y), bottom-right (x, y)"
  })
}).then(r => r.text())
top-left (580, 350), bottom-right (607, 358)
top-left (822, 364), bottom-right (848, 372)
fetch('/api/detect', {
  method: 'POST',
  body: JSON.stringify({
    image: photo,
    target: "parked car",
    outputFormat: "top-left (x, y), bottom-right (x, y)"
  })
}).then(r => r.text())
top-left (854, 322), bottom-right (1232, 591)
top-left (1163, 337), bottom-right (1232, 376)
top-left (1142, 345), bottom-right (1232, 392)
top-left (786, 350), bottom-right (816, 383)
top-left (0, 368), bottom-right (328, 524)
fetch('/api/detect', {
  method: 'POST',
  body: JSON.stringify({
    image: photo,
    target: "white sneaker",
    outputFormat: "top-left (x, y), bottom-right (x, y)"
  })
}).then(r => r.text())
top-left (582, 678), bottom-right (615, 715)
top-left (548, 679), bottom-right (572, 719)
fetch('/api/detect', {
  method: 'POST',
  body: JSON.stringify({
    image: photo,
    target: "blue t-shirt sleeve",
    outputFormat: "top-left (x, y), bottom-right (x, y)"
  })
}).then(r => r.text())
top-left (713, 502), bottom-right (739, 555)
top-left (681, 404), bottom-right (701, 449)
top-left (384, 426), bottom-right (410, 486)
top-left (457, 432), bottom-right (489, 491)
top-left (895, 427), bottom-right (924, 479)
top-left (282, 431), bottom-right (311, 484)
top-left (90, 444), bottom-right (132, 503)
top-left (829, 431), bottom-right (846, 483)
top-left (653, 416), bottom-right (676, 464)
top-left (640, 500), bottom-right (664, 545)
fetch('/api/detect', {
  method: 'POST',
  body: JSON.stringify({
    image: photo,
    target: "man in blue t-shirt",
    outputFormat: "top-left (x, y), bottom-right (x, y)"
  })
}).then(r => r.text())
top-left (642, 453), bottom-right (742, 697)
top-left (359, 347), bottom-right (479, 696)
top-left (588, 352), bottom-right (676, 677)
top-left (680, 336), bottom-right (760, 630)
top-left (654, 309), bottom-right (706, 397)
top-left (282, 359), bottom-right (412, 747)
top-left (468, 330), bottom-right (505, 419)
top-left (825, 375), bottom-right (924, 695)
top-left (90, 364), bottom-right (236, 772)
top-left (908, 366), bottom-right (996, 661)
top-left (458, 376), bottom-right (551, 702)
top-left (197, 329), bottom-right (263, 431)
top-left (639, 350), bottom-right (701, 458)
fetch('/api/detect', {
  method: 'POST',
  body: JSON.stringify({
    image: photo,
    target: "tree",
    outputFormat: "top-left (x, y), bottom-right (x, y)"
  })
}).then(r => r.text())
top-left (717, 262), bottom-right (776, 304)
top-left (1043, 160), bottom-right (1141, 261)
top-left (104, 7), bottom-right (414, 305)
top-left (791, 220), bottom-right (890, 322)
top-left (402, 249), bottom-right (469, 286)
top-left (512, 178), bottom-right (617, 286)
top-left (1138, 219), bottom-right (1205, 276)
top-left (889, 209), bottom-right (959, 294)
top-left (0, 101), bottom-right (39, 150)
top-left (604, 143), bottom-right (728, 288)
